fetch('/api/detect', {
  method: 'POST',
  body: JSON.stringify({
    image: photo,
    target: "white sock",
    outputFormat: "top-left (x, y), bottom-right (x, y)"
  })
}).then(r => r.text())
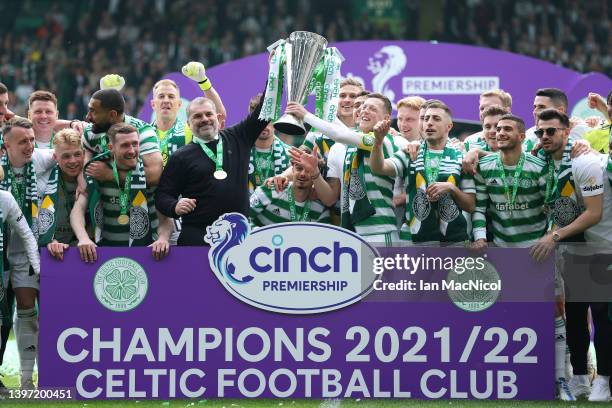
top-left (555, 317), bottom-right (566, 380)
top-left (15, 308), bottom-right (38, 382)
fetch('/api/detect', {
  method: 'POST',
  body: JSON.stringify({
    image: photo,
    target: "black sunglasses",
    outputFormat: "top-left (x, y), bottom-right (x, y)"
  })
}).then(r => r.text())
top-left (534, 127), bottom-right (566, 138)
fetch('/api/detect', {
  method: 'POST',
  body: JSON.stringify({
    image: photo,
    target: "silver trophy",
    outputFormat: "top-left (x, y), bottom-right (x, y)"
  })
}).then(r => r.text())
top-left (274, 31), bottom-right (328, 136)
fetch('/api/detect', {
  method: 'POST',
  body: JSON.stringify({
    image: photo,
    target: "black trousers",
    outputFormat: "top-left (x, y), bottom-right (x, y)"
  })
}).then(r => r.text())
top-left (564, 253), bottom-right (612, 376)
top-left (178, 225), bottom-right (210, 246)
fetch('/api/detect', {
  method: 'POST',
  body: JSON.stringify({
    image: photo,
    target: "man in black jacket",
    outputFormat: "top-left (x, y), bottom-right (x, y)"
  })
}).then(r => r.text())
top-left (155, 92), bottom-right (269, 245)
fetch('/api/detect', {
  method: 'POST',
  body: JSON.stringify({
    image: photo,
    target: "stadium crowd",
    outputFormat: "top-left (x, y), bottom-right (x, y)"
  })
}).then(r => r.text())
top-left (0, 0), bottom-right (609, 119)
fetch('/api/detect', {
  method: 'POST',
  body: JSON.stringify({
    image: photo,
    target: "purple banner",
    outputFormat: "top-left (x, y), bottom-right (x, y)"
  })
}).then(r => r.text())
top-left (39, 243), bottom-right (554, 400)
top-left (139, 41), bottom-right (611, 127)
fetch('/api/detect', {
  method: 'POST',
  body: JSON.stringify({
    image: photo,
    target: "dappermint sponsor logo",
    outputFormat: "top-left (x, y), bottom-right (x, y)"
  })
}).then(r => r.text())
top-left (204, 213), bottom-right (379, 314)
top-left (94, 257), bottom-right (148, 312)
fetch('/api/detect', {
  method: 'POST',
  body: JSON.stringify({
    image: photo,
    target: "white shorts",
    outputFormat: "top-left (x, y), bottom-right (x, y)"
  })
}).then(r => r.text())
top-left (8, 252), bottom-right (39, 290)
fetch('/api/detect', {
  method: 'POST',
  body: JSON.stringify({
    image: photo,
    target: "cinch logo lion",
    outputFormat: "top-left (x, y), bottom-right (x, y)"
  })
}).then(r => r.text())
top-left (204, 213), bottom-right (254, 284)
top-left (367, 45), bottom-right (407, 109)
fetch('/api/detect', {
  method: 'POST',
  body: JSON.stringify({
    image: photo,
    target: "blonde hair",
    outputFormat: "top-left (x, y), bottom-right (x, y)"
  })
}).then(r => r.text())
top-left (53, 128), bottom-right (82, 148)
top-left (397, 96), bottom-right (426, 111)
top-left (153, 79), bottom-right (180, 96)
top-left (481, 89), bottom-right (512, 108)
top-left (339, 77), bottom-right (364, 90)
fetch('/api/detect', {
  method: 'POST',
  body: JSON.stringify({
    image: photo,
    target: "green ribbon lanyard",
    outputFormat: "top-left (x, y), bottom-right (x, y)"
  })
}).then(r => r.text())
top-left (9, 168), bottom-right (25, 209)
top-left (157, 121), bottom-right (178, 161)
top-left (544, 160), bottom-right (559, 204)
top-left (424, 146), bottom-right (441, 185)
top-left (496, 153), bottom-right (525, 210)
top-left (254, 150), bottom-right (273, 184)
top-left (112, 161), bottom-right (132, 222)
top-left (195, 137), bottom-right (225, 178)
top-left (287, 184), bottom-right (311, 222)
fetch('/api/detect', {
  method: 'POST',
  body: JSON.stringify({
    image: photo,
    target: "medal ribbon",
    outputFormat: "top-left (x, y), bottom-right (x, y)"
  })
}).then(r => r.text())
top-left (9, 169), bottom-right (25, 209)
top-left (287, 184), bottom-right (312, 222)
top-left (194, 137), bottom-right (224, 174)
top-left (496, 153), bottom-right (525, 208)
top-left (544, 160), bottom-right (559, 204)
top-left (112, 161), bottom-right (132, 218)
top-left (424, 145), bottom-right (442, 185)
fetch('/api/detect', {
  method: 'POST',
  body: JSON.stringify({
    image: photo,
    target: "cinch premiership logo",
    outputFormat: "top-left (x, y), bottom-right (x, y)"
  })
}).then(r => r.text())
top-left (204, 213), bottom-right (379, 314)
top-left (446, 259), bottom-right (500, 312)
top-left (94, 257), bottom-right (148, 312)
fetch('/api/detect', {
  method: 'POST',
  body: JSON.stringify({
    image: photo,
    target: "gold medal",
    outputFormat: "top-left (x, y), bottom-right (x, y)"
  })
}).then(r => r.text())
top-left (214, 170), bottom-right (228, 180)
top-left (117, 214), bottom-right (130, 225)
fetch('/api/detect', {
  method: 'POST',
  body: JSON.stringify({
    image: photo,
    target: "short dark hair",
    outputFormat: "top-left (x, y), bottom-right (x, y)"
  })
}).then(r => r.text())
top-left (248, 93), bottom-right (263, 113)
top-left (366, 93), bottom-right (392, 115)
top-left (480, 105), bottom-right (509, 122)
top-left (1, 117), bottom-right (33, 140)
top-left (498, 114), bottom-right (526, 134)
top-left (425, 100), bottom-right (453, 119)
top-left (92, 89), bottom-right (125, 115)
top-left (357, 90), bottom-right (370, 98)
top-left (607, 90), bottom-right (612, 106)
top-left (535, 88), bottom-right (568, 109)
top-left (422, 99), bottom-right (444, 110)
top-left (0, 82), bottom-right (7, 95)
top-left (537, 108), bottom-right (570, 128)
top-left (28, 90), bottom-right (58, 108)
top-left (107, 123), bottom-right (137, 144)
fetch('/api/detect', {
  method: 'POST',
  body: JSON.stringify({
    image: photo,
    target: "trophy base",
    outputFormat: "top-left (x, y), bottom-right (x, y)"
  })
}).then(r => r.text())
top-left (274, 114), bottom-right (306, 136)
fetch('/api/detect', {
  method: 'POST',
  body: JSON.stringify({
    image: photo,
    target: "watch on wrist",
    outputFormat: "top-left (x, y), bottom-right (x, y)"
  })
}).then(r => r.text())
top-left (552, 231), bottom-right (561, 242)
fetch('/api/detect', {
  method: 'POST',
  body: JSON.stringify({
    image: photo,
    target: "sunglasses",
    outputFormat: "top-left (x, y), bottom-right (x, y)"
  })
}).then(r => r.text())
top-left (534, 127), bottom-right (566, 138)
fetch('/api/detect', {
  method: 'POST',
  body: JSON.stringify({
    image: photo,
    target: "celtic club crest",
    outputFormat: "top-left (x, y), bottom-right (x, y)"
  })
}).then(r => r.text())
top-left (38, 208), bottom-right (55, 235)
top-left (438, 193), bottom-right (460, 222)
top-left (412, 189), bottom-right (431, 221)
top-left (94, 257), bottom-right (148, 312)
top-left (348, 170), bottom-right (366, 201)
top-left (552, 197), bottom-right (580, 227)
top-left (129, 207), bottom-right (150, 240)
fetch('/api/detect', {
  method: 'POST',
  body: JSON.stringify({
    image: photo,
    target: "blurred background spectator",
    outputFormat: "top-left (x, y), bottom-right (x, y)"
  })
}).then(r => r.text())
top-left (0, 0), bottom-right (609, 118)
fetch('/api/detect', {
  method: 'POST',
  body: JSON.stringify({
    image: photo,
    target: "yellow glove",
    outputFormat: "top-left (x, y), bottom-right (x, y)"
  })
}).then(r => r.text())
top-left (99, 74), bottom-right (125, 91)
top-left (181, 61), bottom-right (211, 91)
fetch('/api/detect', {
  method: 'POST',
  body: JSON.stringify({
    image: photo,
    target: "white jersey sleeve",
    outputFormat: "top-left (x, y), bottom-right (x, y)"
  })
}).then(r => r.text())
top-left (304, 112), bottom-right (363, 147)
top-left (326, 143), bottom-right (346, 180)
top-left (572, 153), bottom-right (604, 197)
top-left (0, 191), bottom-right (40, 274)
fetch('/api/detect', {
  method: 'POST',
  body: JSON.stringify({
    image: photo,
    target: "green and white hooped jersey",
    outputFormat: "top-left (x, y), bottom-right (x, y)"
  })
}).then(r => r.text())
top-left (303, 132), bottom-right (336, 161)
top-left (97, 182), bottom-right (159, 245)
top-left (249, 182), bottom-right (330, 226)
top-left (83, 115), bottom-right (160, 156)
top-left (473, 153), bottom-right (548, 247)
top-left (342, 134), bottom-right (398, 237)
top-left (391, 143), bottom-right (475, 243)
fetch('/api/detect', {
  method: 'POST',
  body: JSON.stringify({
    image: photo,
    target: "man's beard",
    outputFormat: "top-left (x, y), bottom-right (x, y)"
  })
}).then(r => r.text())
top-left (92, 121), bottom-right (112, 133)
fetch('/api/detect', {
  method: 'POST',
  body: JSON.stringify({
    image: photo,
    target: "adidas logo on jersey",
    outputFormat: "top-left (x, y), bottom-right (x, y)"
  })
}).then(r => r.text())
top-left (490, 179), bottom-right (499, 185)
top-left (272, 208), bottom-right (281, 216)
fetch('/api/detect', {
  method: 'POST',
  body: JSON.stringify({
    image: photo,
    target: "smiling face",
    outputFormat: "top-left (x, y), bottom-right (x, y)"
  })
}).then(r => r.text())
top-left (482, 114), bottom-right (502, 151)
top-left (292, 162), bottom-right (313, 190)
top-left (188, 99), bottom-right (220, 141)
top-left (151, 84), bottom-right (181, 123)
top-left (29, 100), bottom-right (58, 135)
top-left (4, 126), bottom-right (35, 166)
top-left (109, 131), bottom-right (139, 170)
top-left (397, 106), bottom-right (420, 141)
top-left (54, 143), bottom-right (84, 179)
top-left (338, 85), bottom-right (361, 119)
top-left (495, 119), bottom-right (524, 151)
top-left (359, 97), bottom-right (389, 133)
top-left (352, 95), bottom-right (368, 126)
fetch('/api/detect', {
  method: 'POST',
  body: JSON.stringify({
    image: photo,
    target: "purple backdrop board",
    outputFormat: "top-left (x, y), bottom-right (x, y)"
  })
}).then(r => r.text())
top-left (139, 41), bottom-right (611, 127)
top-left (39, 246), bottom-right (553, 400)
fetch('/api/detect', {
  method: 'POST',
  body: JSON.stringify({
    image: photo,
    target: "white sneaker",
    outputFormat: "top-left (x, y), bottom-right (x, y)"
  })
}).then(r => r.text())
top-left (569, 374), bottom-right (591, 399)
top-left (588, 376), bottom-right (611, 402)
top-left (557, 378), bottom-right (576, 401)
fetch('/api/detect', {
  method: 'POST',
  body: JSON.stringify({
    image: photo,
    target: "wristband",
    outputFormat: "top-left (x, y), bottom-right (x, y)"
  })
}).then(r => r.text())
top-left (198, 78), bottom-right (212, 91)
top-left (69, 120), bottom-right (78, 129)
